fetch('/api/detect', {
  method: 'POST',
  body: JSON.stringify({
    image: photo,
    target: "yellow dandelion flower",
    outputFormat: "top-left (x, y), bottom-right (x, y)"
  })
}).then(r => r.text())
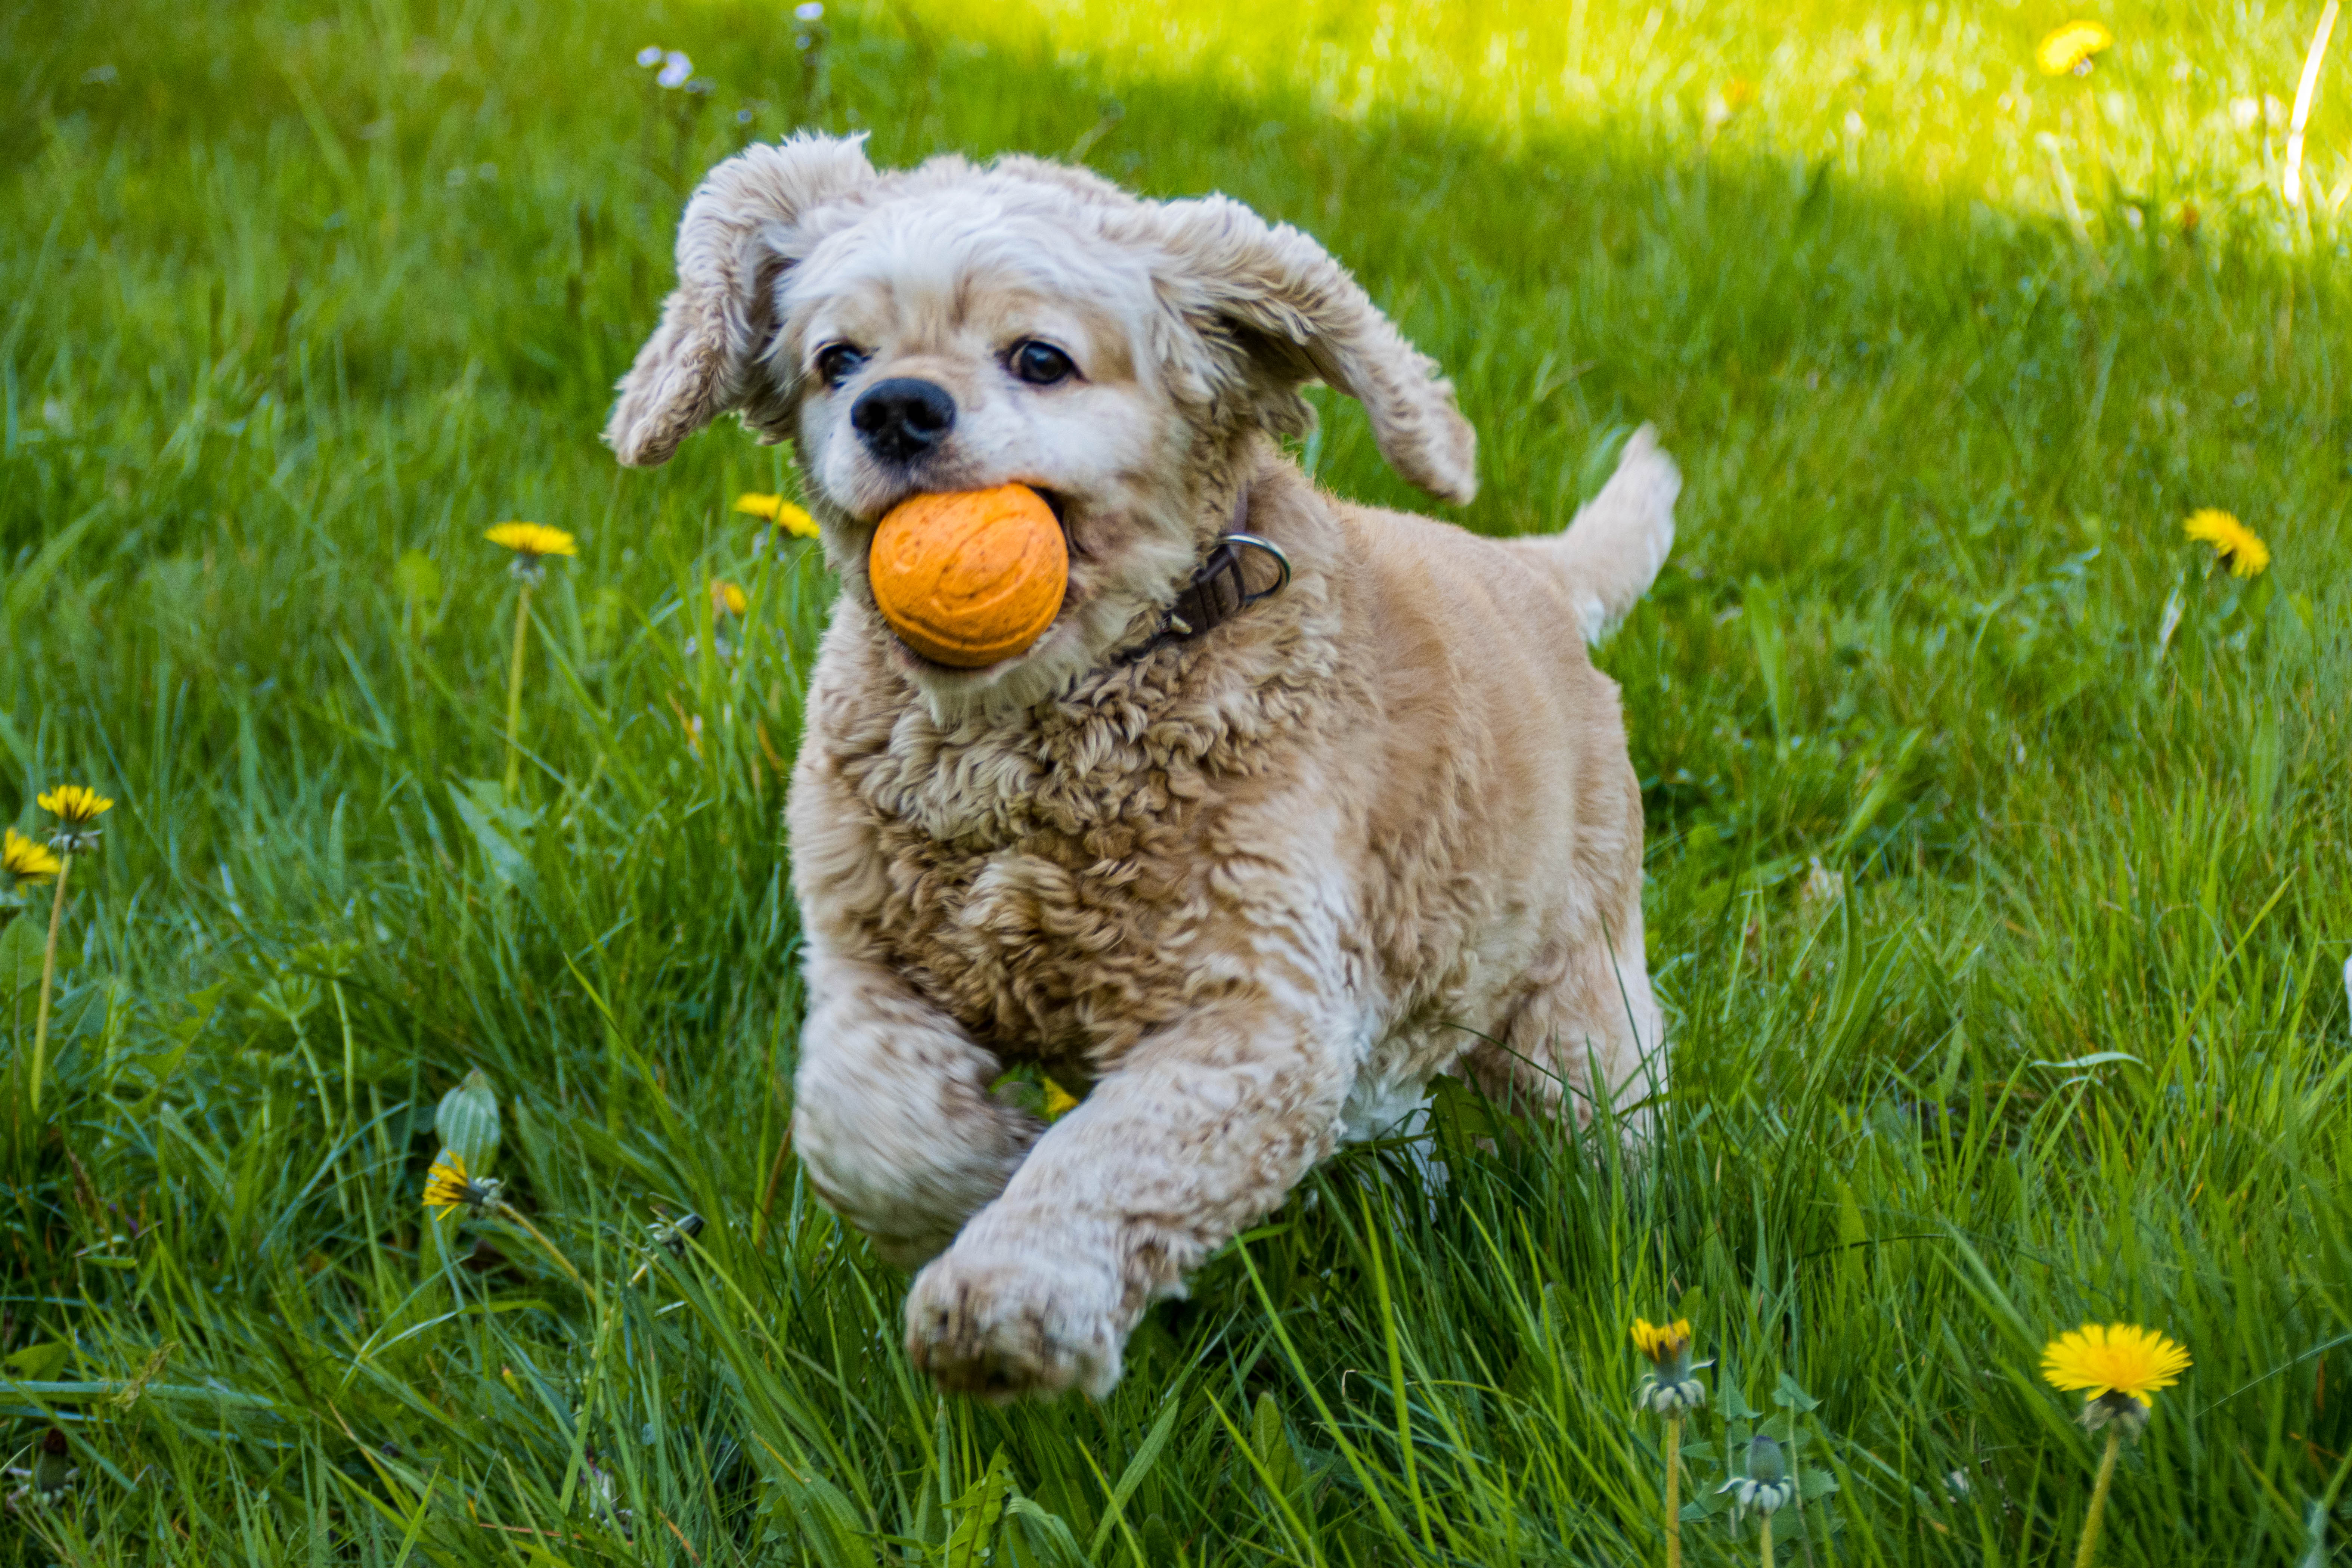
top-left (2041, 1323), bottom-right (2190, 1408)
top-left (1631, 1316), bottom-right (1709, 1416)
top-left (19, 794), bottom-right (107, 1114)
top-left (484, 521), bottom-right (579, 560)
top-left (423, 1152), bottom-right (504, 1218)
top-left (710, 579), bottom-right (749, 617)
top-left (1042, 1077), bottom-right (1081, 1121)
top-left (36, 785), bottom-right (112, 830)
top-left (1631, 1318), bottom-right (1693, 1362)
top-left (734, 493), bottom-right (821, 539)
top-left (2182, 508), bottom-right (2269, 577)
top-left (36, 785), bottom-right (114, 855)
top-left (3, 828), bottom-right (62, 887)
top-left (486, 524), bottom-right (576, 791)
top-left (2045, 1323), bottom-right (2188, 1559)
top-left (2038, 19), bottom-right (2113, 74)
top-left (1630, 1314), bottom-right (1709, 1566)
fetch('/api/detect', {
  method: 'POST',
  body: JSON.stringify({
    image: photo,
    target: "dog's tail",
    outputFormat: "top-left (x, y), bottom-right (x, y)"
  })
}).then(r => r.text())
top-left (1507, 424), bottom-right (1680, 644)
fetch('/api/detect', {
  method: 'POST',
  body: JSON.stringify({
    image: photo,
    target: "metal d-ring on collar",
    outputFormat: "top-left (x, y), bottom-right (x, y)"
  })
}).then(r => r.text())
top-left (1217, 533), bottom-right (1292, 605)
top-left (1118, 506), bottom-right (1292, 666)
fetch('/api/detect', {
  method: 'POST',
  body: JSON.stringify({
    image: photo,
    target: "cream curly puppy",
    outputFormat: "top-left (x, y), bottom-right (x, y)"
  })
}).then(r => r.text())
top-left (608, 135), bottom-right (1679, 1400)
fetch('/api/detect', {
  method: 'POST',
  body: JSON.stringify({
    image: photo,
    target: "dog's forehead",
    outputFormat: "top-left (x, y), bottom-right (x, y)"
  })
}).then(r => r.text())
top-left (788, 187), bottom-right (1155, 333)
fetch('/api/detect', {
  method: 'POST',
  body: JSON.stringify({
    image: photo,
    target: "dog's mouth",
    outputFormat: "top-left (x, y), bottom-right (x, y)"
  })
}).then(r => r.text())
top-left (855, 479), bottom-right (1073, 534)
top-left (1033, 486), bottom-right (1076, 552)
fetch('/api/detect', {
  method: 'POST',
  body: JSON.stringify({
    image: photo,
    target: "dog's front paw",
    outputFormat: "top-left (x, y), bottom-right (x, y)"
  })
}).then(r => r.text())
top-left (904, 1242), bottom-right (1125, 1401)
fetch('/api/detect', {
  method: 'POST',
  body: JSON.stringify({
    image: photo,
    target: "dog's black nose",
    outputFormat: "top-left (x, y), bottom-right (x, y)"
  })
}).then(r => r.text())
top-left (850, 378), bottom-right (957, 463)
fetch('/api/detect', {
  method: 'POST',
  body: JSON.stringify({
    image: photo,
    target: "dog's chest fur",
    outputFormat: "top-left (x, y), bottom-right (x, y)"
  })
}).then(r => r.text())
top-left (805, 633), bottom-right (1344, 1072)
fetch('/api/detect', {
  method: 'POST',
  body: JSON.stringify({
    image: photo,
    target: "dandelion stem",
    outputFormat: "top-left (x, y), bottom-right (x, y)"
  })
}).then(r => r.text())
top-left (1761, 1511), bottom-right (1776, 1568)
top-left (28, 856), bottom-right (71, 1116)
top-left (1664, 1411), bottom-right (1683, 1568)
top-left (2073, 1429), bottom-right (2123, 1568)
top-left (502, 577), bottom-right (534, 798)
top-left (2081, 81), bottom-right (2105, 208)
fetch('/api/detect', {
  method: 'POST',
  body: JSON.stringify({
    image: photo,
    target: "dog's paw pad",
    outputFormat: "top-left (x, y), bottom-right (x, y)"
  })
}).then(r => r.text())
top-left (904, 1252), bottom-right (1123, 1401)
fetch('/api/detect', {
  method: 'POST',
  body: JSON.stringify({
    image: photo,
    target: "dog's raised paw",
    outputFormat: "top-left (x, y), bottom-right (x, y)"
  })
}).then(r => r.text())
top-left (904, 1246), bottom-right (1124, 1401)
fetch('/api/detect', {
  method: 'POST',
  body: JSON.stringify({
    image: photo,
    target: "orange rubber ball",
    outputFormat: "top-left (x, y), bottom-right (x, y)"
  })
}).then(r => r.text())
top-left (867, 484), bottom-right (1069, 667)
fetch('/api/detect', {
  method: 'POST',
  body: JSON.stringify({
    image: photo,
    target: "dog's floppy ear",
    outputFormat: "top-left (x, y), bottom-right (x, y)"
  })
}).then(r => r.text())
top-left (605, 134), bottom-right (876, 467)
top-left (1149, 195), bottom-right (1477, 504)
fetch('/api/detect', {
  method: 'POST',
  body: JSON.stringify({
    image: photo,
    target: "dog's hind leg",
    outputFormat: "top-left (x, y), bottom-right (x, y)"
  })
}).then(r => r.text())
top-left (793, 952), bottom-right (1042, 1269)
top-left (1500, 424), bottom-right (1680, 644)
top-left (1464, 895), bottom-right (1664, 1143)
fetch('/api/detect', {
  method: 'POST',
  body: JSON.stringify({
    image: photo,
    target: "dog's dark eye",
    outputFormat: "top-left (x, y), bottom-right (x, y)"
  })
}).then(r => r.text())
top-left (815, 344), bottom-right (867, 389)
top-left (1009, 340), bottom-right (1076, 387)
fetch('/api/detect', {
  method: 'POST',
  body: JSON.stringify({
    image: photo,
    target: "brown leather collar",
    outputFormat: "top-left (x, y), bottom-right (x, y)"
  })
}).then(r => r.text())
top-left (1116, 485), bottom-right (1291, 666)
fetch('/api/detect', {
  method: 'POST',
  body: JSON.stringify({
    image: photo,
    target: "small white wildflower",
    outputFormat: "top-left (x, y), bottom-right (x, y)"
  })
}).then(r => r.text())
top-left (2341, 953), bottom-right (2350, 1018)
top-left (1844, 109), bottom-right (1865, 136)
top-left (2229, 96), bottom-right (2260, 130)
top-left (795, 1), bottom-right (825, 18)
top-left (658, 50), bottom-right (692, 87)
top-left (636, 45), bottom-right (664, 66)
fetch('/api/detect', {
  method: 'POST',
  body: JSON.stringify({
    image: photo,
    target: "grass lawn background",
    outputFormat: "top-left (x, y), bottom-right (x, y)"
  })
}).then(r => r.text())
top-left (2, 0), bottom-right (2349, 1561)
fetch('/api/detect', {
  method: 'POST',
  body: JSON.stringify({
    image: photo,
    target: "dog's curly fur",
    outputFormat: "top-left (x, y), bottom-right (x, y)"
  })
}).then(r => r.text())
top-left (608, 135), bottom-right (1679, 1399)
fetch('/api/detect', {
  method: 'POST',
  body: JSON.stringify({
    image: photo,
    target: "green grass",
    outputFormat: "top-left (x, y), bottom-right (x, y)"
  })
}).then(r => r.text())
top-left (2, 0), bottom-right (2349, 1561)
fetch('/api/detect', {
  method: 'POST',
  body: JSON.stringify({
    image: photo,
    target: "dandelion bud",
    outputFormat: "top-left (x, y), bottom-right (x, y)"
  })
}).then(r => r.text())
top-left (32, 1431), bottom-right (74, 1497)
top-left (1720, 1435), bottom-right (1798, 1516)
top-left (655, 1212), bottom-right (707, 1256)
